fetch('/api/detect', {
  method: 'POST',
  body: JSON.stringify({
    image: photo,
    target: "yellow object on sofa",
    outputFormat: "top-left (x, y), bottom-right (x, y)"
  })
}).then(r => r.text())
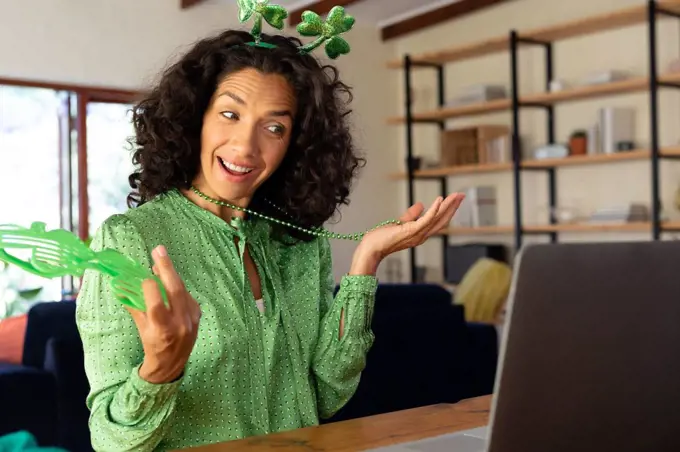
top-left (454, 258), bottom-right (512, 323)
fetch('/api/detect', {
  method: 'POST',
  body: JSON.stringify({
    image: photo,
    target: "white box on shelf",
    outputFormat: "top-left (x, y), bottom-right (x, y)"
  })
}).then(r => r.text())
top-left (588, 204), bottom-right (649, 223)
top-left (452, 186), bottom-right (497, 228)
top-left (446, 84), bottom-right (507, 106)
top-left (581, 70), bottom-right (630, 85)
top-left (598, 107), bottom-right (635, 154)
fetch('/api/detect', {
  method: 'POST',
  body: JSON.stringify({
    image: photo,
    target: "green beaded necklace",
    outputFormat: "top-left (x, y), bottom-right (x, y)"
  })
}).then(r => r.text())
top-left (190, 186), bottom-right (401, 241)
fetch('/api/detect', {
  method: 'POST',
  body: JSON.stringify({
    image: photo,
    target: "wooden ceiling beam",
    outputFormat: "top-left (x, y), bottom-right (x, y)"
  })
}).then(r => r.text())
top-left (181, 0), bottom-right (207, 10)
top-left (289, 0), bottom-right (365, 26)
top-left (381, 0), bottom-right (512, 41)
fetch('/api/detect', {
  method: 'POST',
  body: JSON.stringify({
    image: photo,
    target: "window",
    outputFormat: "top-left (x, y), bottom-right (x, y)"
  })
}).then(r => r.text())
top-left (0, 79), bottom-right (141, 305)
top-left (0, 86), bottom-right (65, 302)
top-left (86, 101), bottom-right (136, 237)
top-left (0, 86), bottom-right (63, 229)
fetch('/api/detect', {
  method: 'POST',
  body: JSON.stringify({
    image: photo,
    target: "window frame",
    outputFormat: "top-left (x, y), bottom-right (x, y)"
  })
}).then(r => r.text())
top-left (0, 77), bottom-right (143, 299)
top-left (0, 77), bottom-right (143, 240)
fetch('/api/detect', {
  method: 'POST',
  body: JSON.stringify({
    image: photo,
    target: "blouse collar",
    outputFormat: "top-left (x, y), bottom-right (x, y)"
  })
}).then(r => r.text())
top-left (162, 189), bottom-right (269, 242)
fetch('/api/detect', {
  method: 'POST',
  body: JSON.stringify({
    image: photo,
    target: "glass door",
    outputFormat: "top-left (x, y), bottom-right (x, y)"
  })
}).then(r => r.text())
top-left (0, 85), bottom-right (66, 306)
top-left (85, 100), bottom-right (136, 238)
top-left (0, 82), bottom-right (140, 306)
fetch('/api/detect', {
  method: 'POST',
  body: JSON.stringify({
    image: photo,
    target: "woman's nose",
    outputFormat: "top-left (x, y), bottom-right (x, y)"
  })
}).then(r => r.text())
top-left (229, 124), bottom-right (258, 157)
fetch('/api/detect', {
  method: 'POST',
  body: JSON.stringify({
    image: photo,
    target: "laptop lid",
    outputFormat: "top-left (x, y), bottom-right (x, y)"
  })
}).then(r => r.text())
top-left (487, 241), bottom-right (680, 452)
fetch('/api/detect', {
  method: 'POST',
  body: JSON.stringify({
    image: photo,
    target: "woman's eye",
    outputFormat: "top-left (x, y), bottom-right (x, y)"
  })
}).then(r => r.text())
top-left (221, 111), bottom-right (238, 120)
top-left (267, 124), bottom-right (285, 135)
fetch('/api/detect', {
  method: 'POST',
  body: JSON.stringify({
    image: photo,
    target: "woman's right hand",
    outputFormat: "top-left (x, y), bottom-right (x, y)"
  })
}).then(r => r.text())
top-left (126, 245), bottom-right (201, 384)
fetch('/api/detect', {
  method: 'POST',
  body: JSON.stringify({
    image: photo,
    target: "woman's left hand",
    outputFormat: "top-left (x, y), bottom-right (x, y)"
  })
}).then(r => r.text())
top-left (349, 193), bottom-right (465, 276)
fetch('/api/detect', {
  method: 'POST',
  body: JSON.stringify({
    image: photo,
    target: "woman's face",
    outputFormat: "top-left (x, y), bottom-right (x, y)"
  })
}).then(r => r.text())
top-left (193, 68), bottom-right (296, 207)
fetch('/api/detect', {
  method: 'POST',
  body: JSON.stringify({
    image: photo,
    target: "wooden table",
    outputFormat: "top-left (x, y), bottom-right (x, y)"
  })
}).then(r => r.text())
top-left (184, 396), bottom-right (491, 451)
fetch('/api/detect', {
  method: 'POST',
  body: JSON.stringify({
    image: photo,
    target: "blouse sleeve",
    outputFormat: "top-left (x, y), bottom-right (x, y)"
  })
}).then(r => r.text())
top-left (311, 238), bottom-right (377, 419)
top-left (75, 215), bottom-right (182, 452)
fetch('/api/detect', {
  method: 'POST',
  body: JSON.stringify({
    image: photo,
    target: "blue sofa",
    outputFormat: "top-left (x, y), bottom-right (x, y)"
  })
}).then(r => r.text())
top-left (326, 283), bottom-right (498, 422)
top-left (0, 284), bottom-right (498, 449)
top-left (0, 301), bottom-right (91, 451)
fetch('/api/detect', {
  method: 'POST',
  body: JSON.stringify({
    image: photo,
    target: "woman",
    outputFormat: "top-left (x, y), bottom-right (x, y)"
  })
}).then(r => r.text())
top-left (75, 28), bottom-right (463, 451)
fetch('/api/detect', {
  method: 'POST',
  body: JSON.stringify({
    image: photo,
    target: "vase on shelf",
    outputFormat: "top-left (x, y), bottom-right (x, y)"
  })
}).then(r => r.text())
top-left (569, 130), bottom-right (587, 156)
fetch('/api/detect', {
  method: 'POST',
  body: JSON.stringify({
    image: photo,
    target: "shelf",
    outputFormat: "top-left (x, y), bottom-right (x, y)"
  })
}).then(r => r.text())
top-left (389, 146), bottom-right (680, 179)
top-left (385, 1), bottom-right (680, 69)
top-left (387, 73), bottom-right (680, 125)
top-left (439, 223), bottom-right (645, 236)
top-left (386, 35), bottom-right (509, 68)
top-left (438, 221), bottom-right (680, 236)
top-left (389, 162), bottom-right (513, 179)
top-left (663, 146), bottom-right (680, 157)
top-left (524, 222), bottom-right (654, 233)
top-left (521, 73), bottom-right (680, 105)
top-left (386, 99), bottom-right (510, 124)
top-left (438, 225), bottom-right (515, 235)
top-left (522, 149), bottom-right (650, 168)
top-left (664, 220), bottom-right (680, 230)
top-left (527, 221), bottom-right (680, 233)
top-left (522, 147), bottom-right (680, 168)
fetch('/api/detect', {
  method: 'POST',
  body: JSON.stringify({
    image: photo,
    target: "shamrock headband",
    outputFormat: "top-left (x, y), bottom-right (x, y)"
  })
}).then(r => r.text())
top-left (237, 0), bottom-right (355, 60)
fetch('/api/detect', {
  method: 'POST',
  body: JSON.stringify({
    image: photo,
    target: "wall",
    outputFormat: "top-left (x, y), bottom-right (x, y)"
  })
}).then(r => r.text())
top-left (387, 0), bottom-right (680, 280)
top-left (322, 28), bottom-right (402, 282)
top-left (0, 0), bottom-right (241, 89)
top-left (0, 0), bottom-right (400, 282)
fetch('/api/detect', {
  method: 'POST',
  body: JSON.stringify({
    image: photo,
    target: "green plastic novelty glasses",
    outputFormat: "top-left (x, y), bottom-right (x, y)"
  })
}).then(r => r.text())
top-left (0, 222), bottom-right (165, 311)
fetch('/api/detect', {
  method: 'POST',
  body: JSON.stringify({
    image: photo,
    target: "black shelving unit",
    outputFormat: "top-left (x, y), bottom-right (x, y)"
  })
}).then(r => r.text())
top-left (508, 30), bottom-right (557, 250)
top-left (647, 0), bottom-right (680, 237)
top-left (398, 0), bottom-right (680, 281)
top-left (402, 56), bottom-right (449, 283)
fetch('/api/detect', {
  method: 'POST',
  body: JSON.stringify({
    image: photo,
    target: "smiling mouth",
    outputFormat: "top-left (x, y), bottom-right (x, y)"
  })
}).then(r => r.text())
top-left (218, 157), bottom-right (254, 175)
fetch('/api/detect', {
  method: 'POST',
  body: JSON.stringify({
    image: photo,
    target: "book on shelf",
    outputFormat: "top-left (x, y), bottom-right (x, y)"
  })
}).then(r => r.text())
top-left (440, 124), bottom-right (510, 166)
top-left (484, 135), bottom-right (511, 163)
top-left (451, 186), bottom-right (498, 228)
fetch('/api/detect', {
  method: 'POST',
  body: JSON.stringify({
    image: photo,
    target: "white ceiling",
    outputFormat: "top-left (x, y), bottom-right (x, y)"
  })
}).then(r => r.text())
top-left (226, 0), bottom-right (462, 28)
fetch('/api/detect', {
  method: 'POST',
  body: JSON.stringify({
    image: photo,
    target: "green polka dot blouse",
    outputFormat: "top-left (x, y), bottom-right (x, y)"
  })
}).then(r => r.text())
top-left (75, 189), bottom-right (377, 451)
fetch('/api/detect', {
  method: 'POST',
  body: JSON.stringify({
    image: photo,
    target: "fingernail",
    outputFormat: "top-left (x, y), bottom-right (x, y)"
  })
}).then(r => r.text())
top-left (154, 245), bottom-right (167, 258)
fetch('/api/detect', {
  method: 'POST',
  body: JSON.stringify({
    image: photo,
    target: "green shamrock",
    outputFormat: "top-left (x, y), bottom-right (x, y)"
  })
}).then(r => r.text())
top-left (237, 0), bottom-right (288, 42)
top-left (297, 6), bottom-right (355, 59)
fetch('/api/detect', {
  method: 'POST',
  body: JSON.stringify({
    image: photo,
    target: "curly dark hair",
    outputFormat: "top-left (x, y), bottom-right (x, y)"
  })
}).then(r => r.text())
top-left (127, 29), bottom-right (364, 242)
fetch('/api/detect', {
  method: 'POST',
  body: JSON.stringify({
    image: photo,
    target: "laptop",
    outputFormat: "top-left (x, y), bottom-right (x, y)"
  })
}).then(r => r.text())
top-left (369, 241), bottom-right (680, 452)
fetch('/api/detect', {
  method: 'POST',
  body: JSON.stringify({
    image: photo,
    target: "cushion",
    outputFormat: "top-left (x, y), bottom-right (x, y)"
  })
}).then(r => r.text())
top-left (454, 258), bottom-right (512, 323)
top-left (0, 314), bottom-right (28, 365)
